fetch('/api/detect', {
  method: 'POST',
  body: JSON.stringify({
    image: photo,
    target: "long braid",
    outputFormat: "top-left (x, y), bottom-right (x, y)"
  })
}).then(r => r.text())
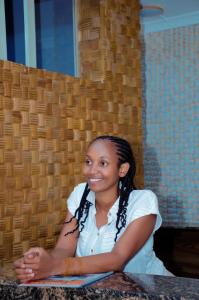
top-left (64, 183), bottom-right (92, 236)
top-left (94, 136), bottom-right (136, 242)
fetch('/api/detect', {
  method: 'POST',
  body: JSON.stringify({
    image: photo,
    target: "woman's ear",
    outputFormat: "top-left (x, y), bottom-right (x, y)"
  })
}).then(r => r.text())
top-left (119, 162), bottom-right (130, 177)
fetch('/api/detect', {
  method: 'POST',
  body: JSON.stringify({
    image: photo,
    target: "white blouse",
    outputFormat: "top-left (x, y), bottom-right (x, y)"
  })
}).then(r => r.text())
top-left (67, 182), bottom-right (169, 275)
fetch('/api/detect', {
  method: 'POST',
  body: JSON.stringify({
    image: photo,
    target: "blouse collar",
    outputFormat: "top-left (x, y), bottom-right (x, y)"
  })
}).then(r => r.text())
top-left (86, 189), bottom-right (120, 222)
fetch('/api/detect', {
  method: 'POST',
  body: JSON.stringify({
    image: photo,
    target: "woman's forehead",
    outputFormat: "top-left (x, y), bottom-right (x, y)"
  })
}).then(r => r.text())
top-left (86, 139), bottom-right (117, 156)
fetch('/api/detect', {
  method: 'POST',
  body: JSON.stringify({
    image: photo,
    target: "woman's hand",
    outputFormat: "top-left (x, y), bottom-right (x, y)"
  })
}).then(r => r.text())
top-left (14, 247), bottom-right (63, 283)
top-left (14, 255), bottom-right (35, 283)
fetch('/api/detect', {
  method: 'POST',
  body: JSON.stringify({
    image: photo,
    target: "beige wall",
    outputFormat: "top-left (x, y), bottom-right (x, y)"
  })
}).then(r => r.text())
top-left (0, 0), bottom-right (143, 264)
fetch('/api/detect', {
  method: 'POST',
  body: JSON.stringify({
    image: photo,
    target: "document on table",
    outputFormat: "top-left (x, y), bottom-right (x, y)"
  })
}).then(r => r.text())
top-left (19, 272), bottom-right (113, 288)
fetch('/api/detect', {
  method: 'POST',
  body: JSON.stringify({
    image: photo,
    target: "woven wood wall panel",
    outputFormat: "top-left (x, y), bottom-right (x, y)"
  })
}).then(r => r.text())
top-left (78, 0), bottom-right (143, 181)
top-left (0, 0), bottom-right (143, 264)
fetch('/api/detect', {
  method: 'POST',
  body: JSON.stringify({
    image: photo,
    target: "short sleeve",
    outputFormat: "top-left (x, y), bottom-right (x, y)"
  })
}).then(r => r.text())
top-left (127, 190), bottom-right (162, 231)
top-left (67, 183), bottom-right (87, 216)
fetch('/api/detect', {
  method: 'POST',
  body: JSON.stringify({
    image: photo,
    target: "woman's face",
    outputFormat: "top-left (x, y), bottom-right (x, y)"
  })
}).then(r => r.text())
top-left (83, 140), bottom-right (122, 195)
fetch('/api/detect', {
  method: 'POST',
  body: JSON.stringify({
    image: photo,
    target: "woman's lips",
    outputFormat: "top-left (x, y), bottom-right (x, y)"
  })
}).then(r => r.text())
top-left (89, 178), bottom-right (102, 183)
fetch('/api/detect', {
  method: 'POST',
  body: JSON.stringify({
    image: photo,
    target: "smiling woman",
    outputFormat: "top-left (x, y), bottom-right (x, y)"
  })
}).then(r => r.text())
top-left (14, 136), bottom-right (172, 282)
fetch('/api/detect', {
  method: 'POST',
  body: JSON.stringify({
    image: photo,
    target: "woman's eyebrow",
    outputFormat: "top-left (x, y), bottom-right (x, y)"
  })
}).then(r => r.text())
top-left (85, 154), bottom-right (110, 160)
top-left (99, 156), bottom-right (109, 160)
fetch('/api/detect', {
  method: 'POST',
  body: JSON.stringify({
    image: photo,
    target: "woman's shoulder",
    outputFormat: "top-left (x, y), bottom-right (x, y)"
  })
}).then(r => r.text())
top-left (71, 182), bottom-right (87, 193)
top-left (127, 189), bottom-right (161, 228)
top-left (73, 182), bottom-right (87, 190)
top-left (67, 182), bottom-right (87, 211)
top-left (128, 189), bottom-right (158, 205)
top-left (130, 189), bottom-right (157, 198)
top-left (68, 182), bottom-right (87, 200)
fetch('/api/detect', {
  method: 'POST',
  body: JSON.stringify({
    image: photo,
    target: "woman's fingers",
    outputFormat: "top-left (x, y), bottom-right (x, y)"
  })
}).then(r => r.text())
top-left (14, 247), bottom-right (45, 282)
top-left (14, 247), bottom-right (53, 282)
top-left (15, 267), bottom-right (33, 275)
top-left (15, 263), bottom-right (38, 274)
top-left (14, 247), bottom-right (41, 269)
top-left (23, 254), bottom-right (40, 265)
top-left (24, 247), bottom-right (42, 257)
top-left (15, 258), bottom-right (39, 282)
top-left (15, 266), bottom-right (35, 282)
top-left (14, 258), bottom-right (26, 269)
top-left (17, 272), bottom-right (35, 283)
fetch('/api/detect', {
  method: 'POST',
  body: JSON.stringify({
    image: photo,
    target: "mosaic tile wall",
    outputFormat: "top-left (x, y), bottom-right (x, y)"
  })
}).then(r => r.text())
top-left (143, 24), bottom-right (199, 227)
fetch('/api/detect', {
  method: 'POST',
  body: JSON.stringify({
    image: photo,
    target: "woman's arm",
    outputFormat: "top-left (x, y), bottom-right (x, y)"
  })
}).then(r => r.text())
top-left (14, 209), bottom-right (79, 282)
top-left (16, 214), bottom-right (156, 281)
top-left (62, 214), bottom-right (157, 274)
top-left (50, 209), bottom-right (79, 258)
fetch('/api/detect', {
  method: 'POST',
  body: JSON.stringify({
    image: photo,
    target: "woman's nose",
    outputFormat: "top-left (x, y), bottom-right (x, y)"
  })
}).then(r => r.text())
top-left (89, 163), bottom-right (98, 174)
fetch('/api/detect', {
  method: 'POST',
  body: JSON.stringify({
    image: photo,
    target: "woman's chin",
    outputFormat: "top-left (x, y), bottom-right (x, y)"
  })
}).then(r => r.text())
top-left (87, 181), bottom-right (103, 192)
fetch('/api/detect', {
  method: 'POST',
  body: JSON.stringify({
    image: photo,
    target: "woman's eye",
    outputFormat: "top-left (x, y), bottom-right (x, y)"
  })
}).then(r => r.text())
top-left (100, 161), bottom-right (108, 167)
top-left (85, 159), bottom-right (92, 165)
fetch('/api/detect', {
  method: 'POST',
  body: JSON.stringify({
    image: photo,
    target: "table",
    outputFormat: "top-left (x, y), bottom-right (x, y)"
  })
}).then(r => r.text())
top-left (1, 265), bottom-right (199, 299)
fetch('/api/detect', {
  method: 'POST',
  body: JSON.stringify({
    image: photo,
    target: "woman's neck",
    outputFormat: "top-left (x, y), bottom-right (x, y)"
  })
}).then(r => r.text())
top-left (95, 189), bottom-right (119, 213)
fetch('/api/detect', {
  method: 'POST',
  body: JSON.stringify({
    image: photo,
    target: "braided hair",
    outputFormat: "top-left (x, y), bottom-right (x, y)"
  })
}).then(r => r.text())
top-left (65, 135), bottom-right (136, 242)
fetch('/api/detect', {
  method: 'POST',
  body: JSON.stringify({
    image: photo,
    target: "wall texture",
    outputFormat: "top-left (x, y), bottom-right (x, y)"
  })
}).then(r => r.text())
top-left (143, 24), bottom-right (199, 227)
top-left (0, 0), bottom-right (143, 264)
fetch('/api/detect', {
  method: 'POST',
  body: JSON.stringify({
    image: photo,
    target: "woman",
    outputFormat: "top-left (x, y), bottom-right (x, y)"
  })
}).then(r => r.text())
top-left (14, 135), bottom-right (171, 282)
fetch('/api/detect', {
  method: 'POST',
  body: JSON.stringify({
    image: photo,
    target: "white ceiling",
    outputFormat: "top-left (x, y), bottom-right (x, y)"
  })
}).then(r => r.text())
top-left (140, 0), bottom-right (199, 33)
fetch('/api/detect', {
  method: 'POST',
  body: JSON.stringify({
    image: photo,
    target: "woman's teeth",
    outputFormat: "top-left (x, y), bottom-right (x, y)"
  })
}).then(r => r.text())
top-left (89, 179), bottom-right (102, 182)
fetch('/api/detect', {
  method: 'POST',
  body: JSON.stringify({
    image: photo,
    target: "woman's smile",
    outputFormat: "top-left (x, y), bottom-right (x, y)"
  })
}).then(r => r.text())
top-left (89, 178), bottom-right (103, 182)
